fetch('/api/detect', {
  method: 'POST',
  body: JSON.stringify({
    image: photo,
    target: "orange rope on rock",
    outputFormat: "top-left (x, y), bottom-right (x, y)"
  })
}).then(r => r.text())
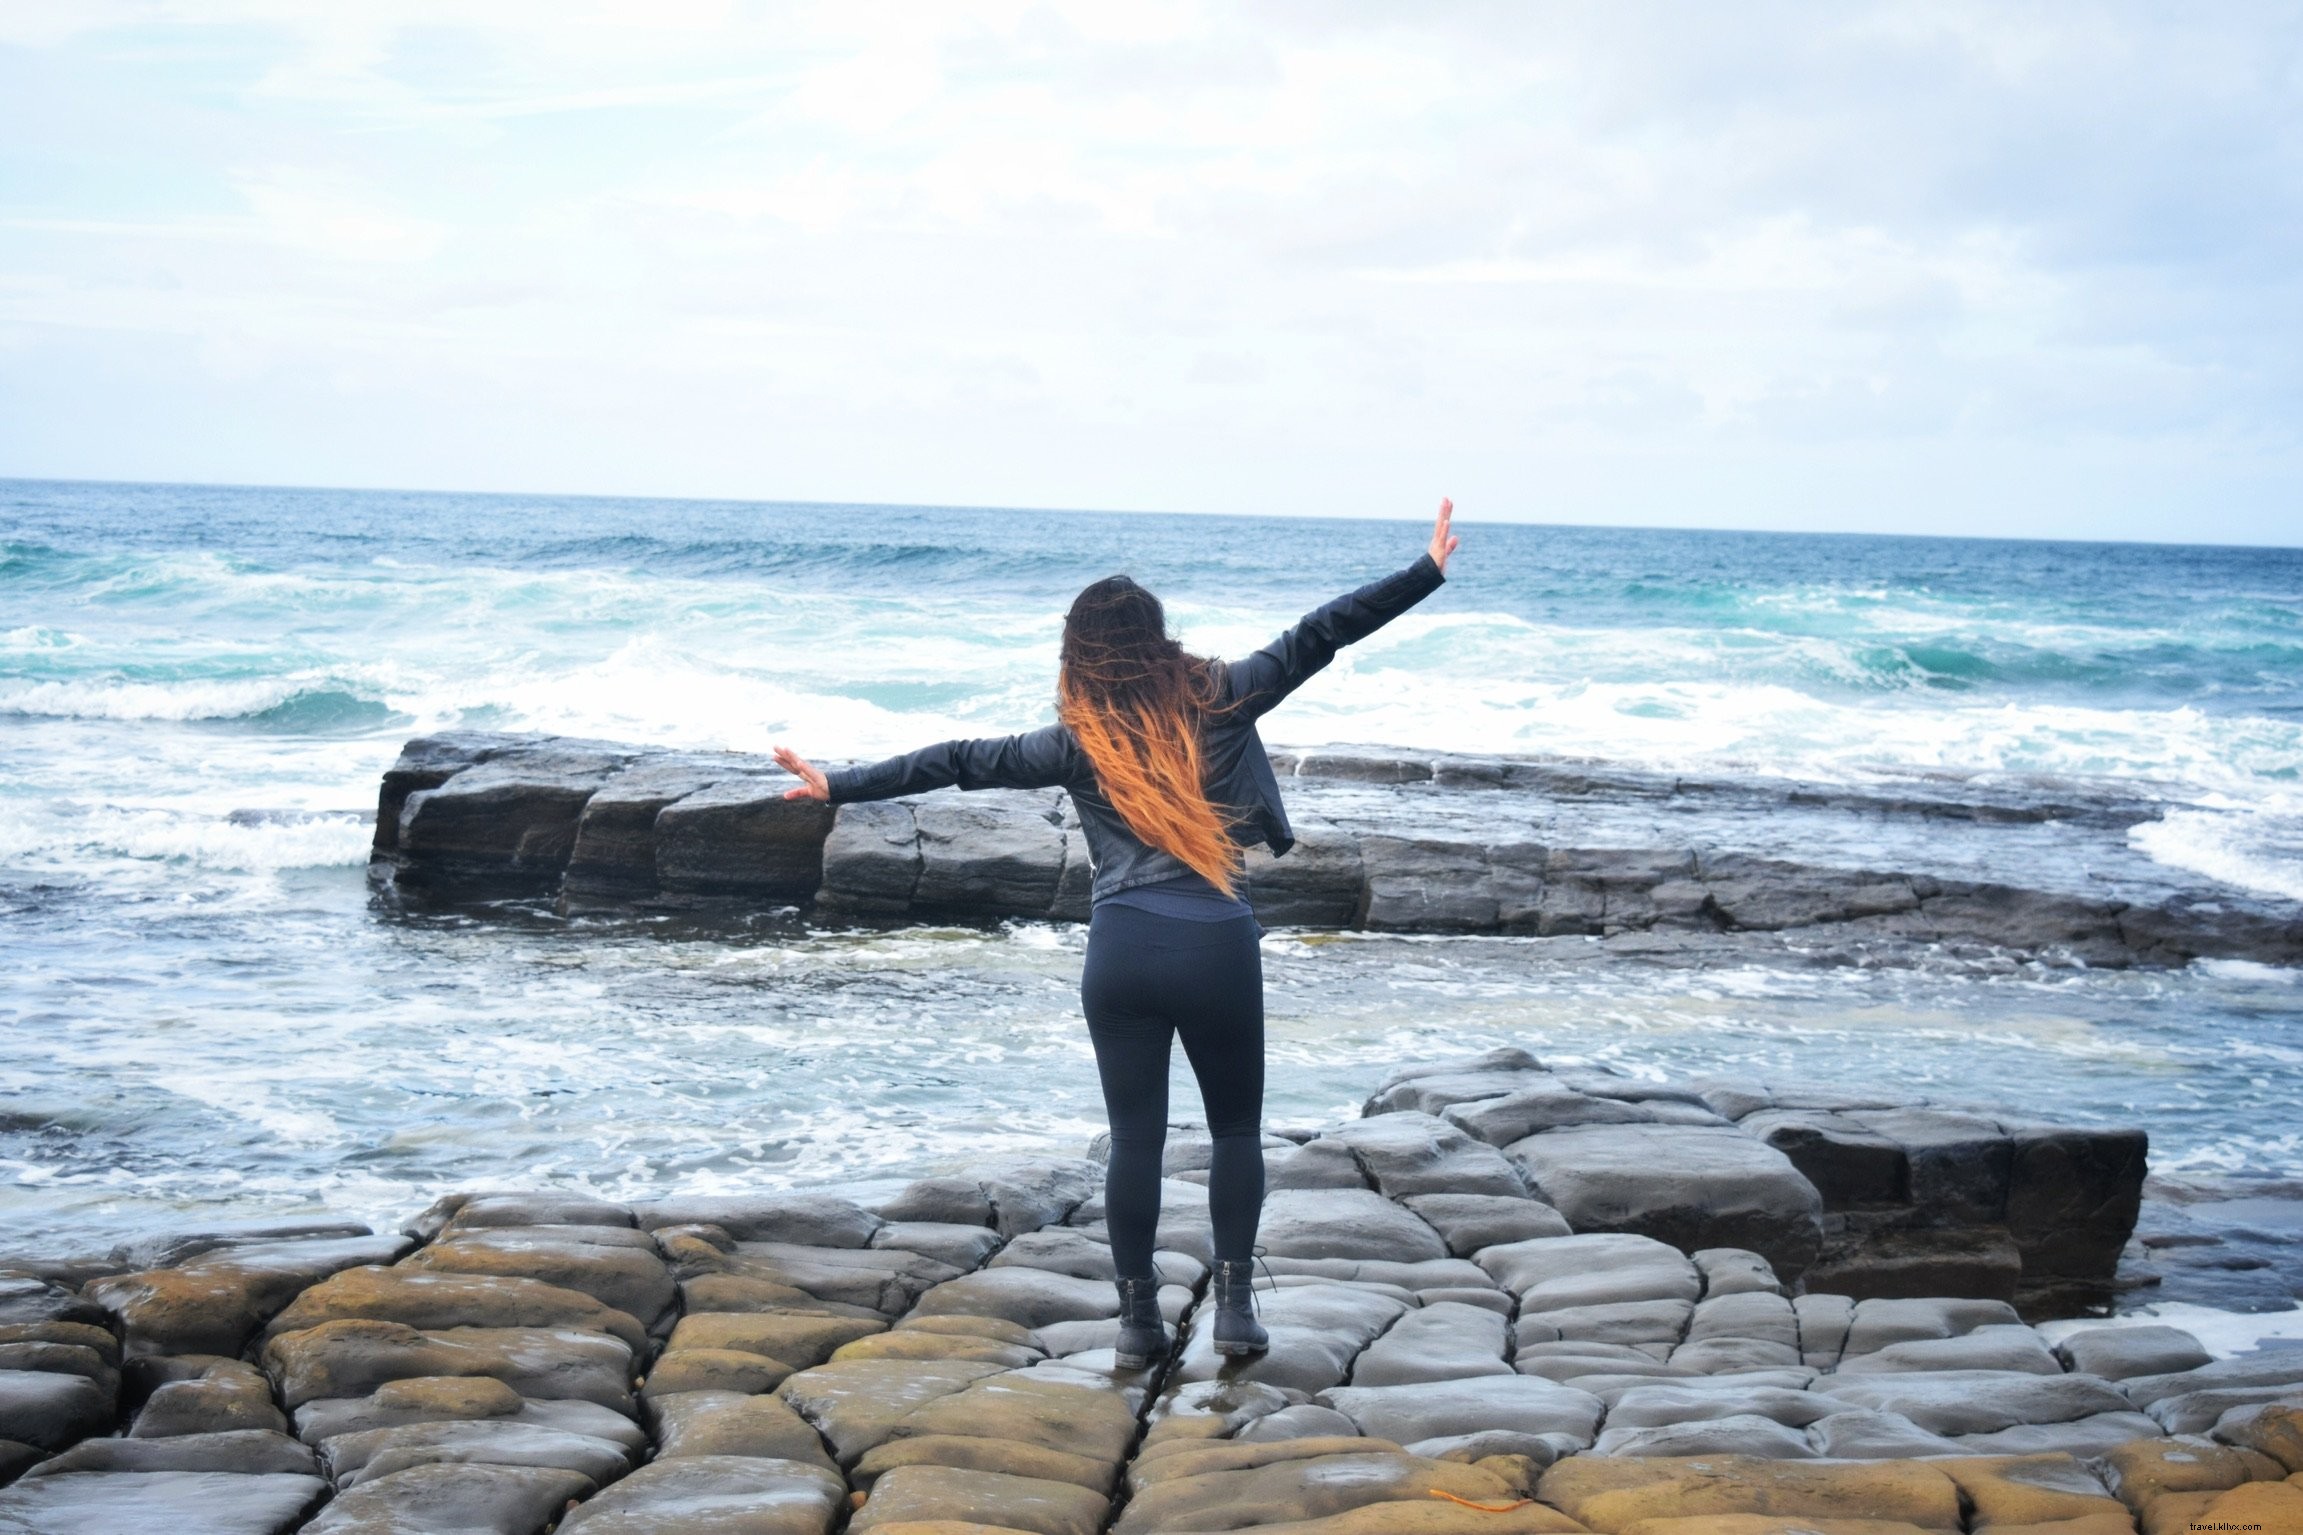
top-left (1427, 1490), bottom-right (1534, 1513)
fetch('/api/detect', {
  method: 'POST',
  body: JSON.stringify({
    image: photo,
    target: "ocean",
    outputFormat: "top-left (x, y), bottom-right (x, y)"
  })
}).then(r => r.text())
top-left (3, 477), bottom-right (2301, 1254)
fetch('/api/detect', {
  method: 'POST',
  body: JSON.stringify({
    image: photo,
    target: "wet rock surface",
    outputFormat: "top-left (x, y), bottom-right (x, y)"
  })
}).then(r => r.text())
top-left (3, 1054), bottom-right (2297, 1533)
top-left (367, 733), bottom-right (2303, 969)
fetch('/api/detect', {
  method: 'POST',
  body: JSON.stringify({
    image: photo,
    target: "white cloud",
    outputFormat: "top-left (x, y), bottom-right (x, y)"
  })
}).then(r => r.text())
top-left (0, 2), bottom-right (2298, 541)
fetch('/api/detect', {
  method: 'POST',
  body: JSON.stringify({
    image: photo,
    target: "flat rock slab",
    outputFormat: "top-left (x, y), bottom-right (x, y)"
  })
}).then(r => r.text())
top-left (303, 1461), bottom-right (598, 1533)
top-left (1508, 1125), bottom-right (1824, 1282)
top-left (294, 1378), bottom-right (646, 1451)
top-left (0, 1470), bottom-right (326, 1535)
top-left (850, 1463), bottom-right (1108, 1535)
top-left (1256, 1189), bottom-right (1449, 1264)
top-left (0, 1369), bottom-right (111, 1451)
top-left (28, 1431), bottom-right (318, 1477)
top-left (87, 1235), bottom-right (413, 1357)
top-left (1171, 1283), bottom-right (1410, 1395)
top-left (262, 1320), bottom-right (634, 1411)
top-left (1812, 1368), bottom-right (2134, 1436)
top-left (1113, 1444), bottom-right (1542, 1535)
top-left (266, 1266), bottom-right (648, 1353)
top-left (777, 1360), bottom-right (1008, 1466)
top-left (1318, 1376), bottom-right (1605, 1447)
top-left (1537, 1453), bottom-right (1965, 1532)
top-left (2052, 1323), bottom-right (2211, 1380)
top-left (1322, 1114), bottom-right (1529, 1199)
top-left (1350, 1302), bottom-right (1512, 1386)
top-left (404, 1233), bottom-right (674, 1328)
top-left (323, 1418), bottom-right (638, 1488)
top-left (648, 1390), bottom-right (839, 1469)
top-left (634, 1195), bottom-right (881, 1249)
top-left (1477, 1233), bottom-right (1700, 1311)
top-left (1400, 1194), bottom-right (1571, 1257)
top-left (557, 1455), bottom-right (849, 1535)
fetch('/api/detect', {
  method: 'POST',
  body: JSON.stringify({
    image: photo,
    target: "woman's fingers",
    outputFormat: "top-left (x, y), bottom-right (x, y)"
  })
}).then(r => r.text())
top-left (773, 744), bottom-right (829, 800)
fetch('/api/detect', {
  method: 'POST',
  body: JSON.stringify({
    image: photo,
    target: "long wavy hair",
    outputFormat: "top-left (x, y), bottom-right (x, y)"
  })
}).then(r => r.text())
top-left (1058, 575), bottom-right (1243, 895)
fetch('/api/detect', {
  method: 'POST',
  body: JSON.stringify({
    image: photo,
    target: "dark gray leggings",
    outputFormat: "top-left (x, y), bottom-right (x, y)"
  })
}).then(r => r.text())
top-left (1079, 902), bottom-right (1265, 1280)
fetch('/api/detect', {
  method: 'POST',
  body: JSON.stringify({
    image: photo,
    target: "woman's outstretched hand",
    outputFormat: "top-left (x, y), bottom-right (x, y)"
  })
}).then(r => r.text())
top-left (774, 745), bottom-right (830, 801)
top-left (1427, 497), bottom-right (1458, 574)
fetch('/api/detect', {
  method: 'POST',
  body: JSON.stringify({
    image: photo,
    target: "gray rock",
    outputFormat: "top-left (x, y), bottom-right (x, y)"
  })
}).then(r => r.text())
top-left (817, 800), bottom-right (922, 915)
top-left (633, 1195), bottom-right (879, 1249)
top-left (325, 1419), bottom-right (637, 1488)
top-left (1318, 1376), bottom-right (1604, 1447)
top-left (261, 1321), bottom-right (635, 1412)
top-left (0, 1369), bottom-right (111, 1452)
top-left (561, 755), bottom-right (753, 907)
top-left (1508, 1124), bottom-right (1825, 1281)
top-left (1398, 1194), bottom-right (1567, 1257)
top-left (1519, 1300), bottom-right (1691, 1349)
top-left (1348, 1303), bottom-right (1511, 1387)
top-left (872, 1178), bottom-right (994, 1228)
top-left (647, 1391), bottom-right (838, 1470)
top-left (982, 1158), bottom-right (1103, 1239)
top-left (303, 1461), bottom-right (597, 1533)
top-left (1561, 1367), bottom-right (1815, 1402)
top-left (1263, 1138), bottom-right (1370, 1191)
top-left (0, 1470), bottom-right (326, 1535)
top-left (1405, 1429), bottom-right (1573, 1467)
top-left (2052, 1323), bottom-right (2211, 1380)
top-left (29, 1431), bottom-right (318, 1477)
top-left (909, 792), bottom-right (1065, 916)
top-left (1691, 1248), bottom-right (1784, 1297)
top-left (1686, 1291), bottom-right (1798, 1347)
top-left (2144, 1383), bottom-right (2303, 1436)
top-left (559, 1454), bottom-right (849, 1534)
top-left (1320, 1114), bottom-right (1528, 1199)
top-left (1172, 1283), bottom-right (1410, 1395)
top-left (1254, 1189), bottom-right (1447, 1264)
top-left (654, 779), bottom-right (833, 902)
top-left (1811, 1368), bottom-right (2133, 1435)
top-left (871, 1222), bottom-right (1004, 1271)
top-left (112, 1220), bottom-right (380, 1274)
top-left (133, 1360), bottom-right (286, 1437)
top-left (1475, 1232), bottom-right (1700, 1310)
top-left (1832, 1324), bottom-right (2063, 1376)
top-left (847, 1461), bottom-right (1107, 1535)
top-left (704, 1242), bottom-right (960, 1316)
top-left (1948, 1410), bottom-right (2165, 1456)
top-left (2116, 1348), bottom-right (2303, 1409)
top-left (1804, 1409), bottom-right (1966, 1458)
top-left (1840, 1296), bottom-right (2022, 1356)
top-left (392, 742), bottom-right (634, 899)
top-left (2002, 1120), bottom-right (2148, 1287)
top-left (1233, 1404), bottom-right (1362, 1443)
top-left (1594, 1412), bottom-right (1818, 1458)
top-left (1606, 1383), bottom-right (1835, 1430)
top-left (442, 1194), bottom-right (635, 1233)
top-left (1667, 1337), bottom-right (1803, 1373)
top-left (1840, 1107), bottom-right (2012, 1225)
top-left (293, 1380), bottom-right (645, 1451)
top-left (1793, 1292), bottom-right (1854, 1368)
top-left (1445, 1084), bottom-right (1659, 1145)
top-left (1254, 1257), bottom-right (1494, 1294)
top-left (1240, 814), bottom-right (1362, 927)
top-left (1739, 1109), bottom-right (1909, 1209)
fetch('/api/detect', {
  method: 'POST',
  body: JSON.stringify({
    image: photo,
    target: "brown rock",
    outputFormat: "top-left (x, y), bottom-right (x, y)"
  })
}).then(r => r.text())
top-left (132, 1359), bottom-right (286, 1438)
top-left (1114, 1449), bottom-right (1529, 1535)
top-left (556, 1454), bottom-right (849, 1534)
top-left (2097, 1436), bottom-right (2286, 1513)
top-left (642, 1348), bottom-right (794, 1398)
top-left (1928, 1455), bottom-right (2127, 1530)
top-left (852, 1465), bottom-right (1107, 1535)
top-left (2213, 1402), bottom-right (2303, 1473)
top-left (649, 1390), bottom-right (837, 1469)
top-left (835, 1333), bottom-right (1043, 1368)
top-left (854, 1434), bottom-right (1116, 1493)
top-left (404, 1232), bottom-right (674, 1327)
top-left (302, 1460), bottom-right (596, 1533)
top-left (261, 1320), bottom-right (633, 1411)
top-left (267, 1266), bottom-right (648, 1352)
top-left (2140, 1479), bottom-right (2303, 1535)
top-left (1534, 1455), bottom-right (1963, 1533)
top-left (680, 1275), bottom-right (883, 1320)
top-left (86, 1235), bottom-right (410, 1357)
top-left (667, 1312), bottom-right (887, 1369)
top-left (778, 1360), bottom-right (1008, 1465)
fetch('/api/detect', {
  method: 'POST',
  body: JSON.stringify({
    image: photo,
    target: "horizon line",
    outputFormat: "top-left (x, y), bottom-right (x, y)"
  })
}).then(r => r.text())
top-left (4, 472), bottom-right (2298, 556)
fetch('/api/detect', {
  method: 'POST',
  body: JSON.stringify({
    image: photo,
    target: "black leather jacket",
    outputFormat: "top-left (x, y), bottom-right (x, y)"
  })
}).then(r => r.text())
top-left (824, 552), bottom-right (1448, 904)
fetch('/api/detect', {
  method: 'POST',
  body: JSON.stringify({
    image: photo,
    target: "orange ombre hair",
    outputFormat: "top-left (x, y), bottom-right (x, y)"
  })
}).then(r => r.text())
top-left (1057, 576), bottom-right (1243, 896)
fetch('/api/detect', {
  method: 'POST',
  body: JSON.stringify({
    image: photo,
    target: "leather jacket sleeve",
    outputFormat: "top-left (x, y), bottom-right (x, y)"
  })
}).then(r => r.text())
top-left (823, 722), bottom-right (1082, 803)
top-left (1225, 552), bottom-right (1447, 719)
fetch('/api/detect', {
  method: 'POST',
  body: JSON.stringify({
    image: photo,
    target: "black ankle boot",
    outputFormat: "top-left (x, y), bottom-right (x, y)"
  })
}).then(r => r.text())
top-left (1112, 1275), bottom-right (1168, 1370)
top-left (1210, 1258), bottom-right (1269, 1357)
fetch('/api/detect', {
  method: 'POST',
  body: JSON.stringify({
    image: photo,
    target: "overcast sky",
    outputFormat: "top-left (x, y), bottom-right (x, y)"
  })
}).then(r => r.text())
top-left (2, 3), bottom-right (2299, 543)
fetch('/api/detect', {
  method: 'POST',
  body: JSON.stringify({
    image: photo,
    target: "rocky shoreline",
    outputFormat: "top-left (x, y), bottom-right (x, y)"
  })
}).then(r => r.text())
top-left (7, 1051), bottom-right (2303, 1532)
top-left (366, 733), bottom-right (2303, 970)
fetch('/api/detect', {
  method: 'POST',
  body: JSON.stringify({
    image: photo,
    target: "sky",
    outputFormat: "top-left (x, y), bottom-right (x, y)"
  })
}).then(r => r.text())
top-left (1, 2), bottom-right (2299, 543)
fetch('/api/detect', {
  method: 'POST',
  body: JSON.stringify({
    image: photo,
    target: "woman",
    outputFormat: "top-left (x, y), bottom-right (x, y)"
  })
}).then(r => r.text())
top-left (774, 499), bottom-right (1458, 1368)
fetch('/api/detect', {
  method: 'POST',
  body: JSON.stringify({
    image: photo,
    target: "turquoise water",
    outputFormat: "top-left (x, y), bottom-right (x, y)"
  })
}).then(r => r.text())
top-left (3, 478), bottom-right (2301, 1251)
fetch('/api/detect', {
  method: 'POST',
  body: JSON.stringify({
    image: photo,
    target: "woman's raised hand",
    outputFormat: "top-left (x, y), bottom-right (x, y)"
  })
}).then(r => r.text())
top-left (1427, 497), bottom-right (1458, 574)
top-left (774, 744), bottom-right (830, 801)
